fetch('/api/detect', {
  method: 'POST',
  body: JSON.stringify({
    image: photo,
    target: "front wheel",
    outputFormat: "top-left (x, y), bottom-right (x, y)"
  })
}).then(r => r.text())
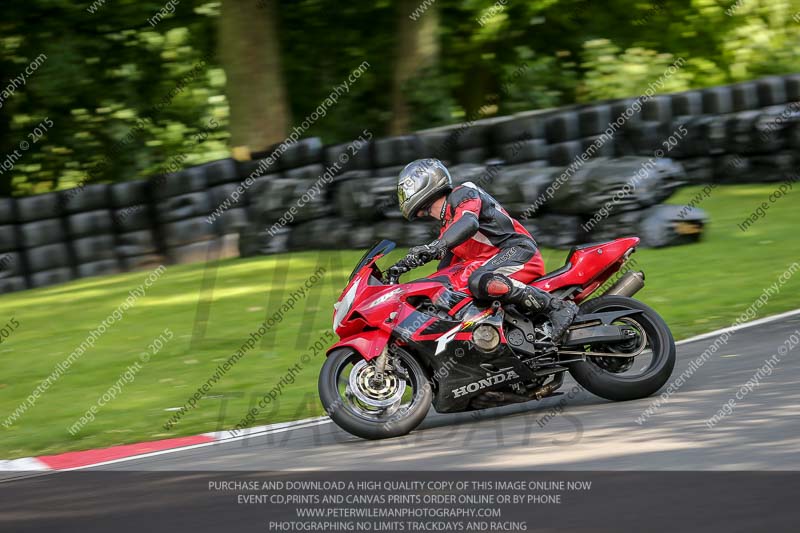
top-left (568, 295), bottom-right (676, 401)
top-left (318, 347), bottom-right (432, 439)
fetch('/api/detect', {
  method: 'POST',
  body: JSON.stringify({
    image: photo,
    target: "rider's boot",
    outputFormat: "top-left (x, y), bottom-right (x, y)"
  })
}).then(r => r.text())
top-left (506, 285), bottom-right (578, 344)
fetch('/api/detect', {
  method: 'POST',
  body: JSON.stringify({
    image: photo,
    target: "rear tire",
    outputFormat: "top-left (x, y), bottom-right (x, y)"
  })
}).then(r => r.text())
top-left (568, 295), bottom-right (676, 401)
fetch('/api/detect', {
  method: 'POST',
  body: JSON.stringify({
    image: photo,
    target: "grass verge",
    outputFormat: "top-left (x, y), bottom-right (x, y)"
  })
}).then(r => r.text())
top-left (0, 183), bottom-right (798, 458)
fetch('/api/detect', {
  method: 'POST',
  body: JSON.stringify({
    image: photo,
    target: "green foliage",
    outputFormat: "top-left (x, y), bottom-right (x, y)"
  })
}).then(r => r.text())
top-left (0, 0), bottom-right (226, 195)
top-left (278, 0), bottom-right (395, 142)
top-left (496, 47), bottom-right (576, 114)
top-left (405, 65), bottom-right (460, 130)
top-left (718, 0), bottom-right (800, 80)
top-left (1, 0), bottom-right (799, 196)
top-left (578, 40), bottom-right (693, 101)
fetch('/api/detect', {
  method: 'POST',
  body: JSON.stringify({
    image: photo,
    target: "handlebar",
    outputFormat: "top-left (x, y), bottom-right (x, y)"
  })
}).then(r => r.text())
top-left (383, 250), bottom-right (439, 284)
top-left (384, 258), bottom-right (412, 285)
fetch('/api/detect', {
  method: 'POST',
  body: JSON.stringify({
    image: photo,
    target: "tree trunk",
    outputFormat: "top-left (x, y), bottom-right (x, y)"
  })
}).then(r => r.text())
top-left (389, 0), bottom-right (439, 135)
top-left (218, 0), bottom-right (289, 156)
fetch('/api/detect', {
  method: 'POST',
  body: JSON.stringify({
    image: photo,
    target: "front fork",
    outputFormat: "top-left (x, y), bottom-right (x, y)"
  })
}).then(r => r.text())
top-left (373, 345), bottom-right (389, 382)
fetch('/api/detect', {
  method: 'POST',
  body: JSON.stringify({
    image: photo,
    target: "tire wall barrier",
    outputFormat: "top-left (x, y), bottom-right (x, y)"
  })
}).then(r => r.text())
top-left (1, 74), bottom-right (797, 293)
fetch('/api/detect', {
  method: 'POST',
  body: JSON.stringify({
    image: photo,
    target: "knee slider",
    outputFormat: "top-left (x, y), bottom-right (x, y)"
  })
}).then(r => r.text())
top-left (470, 272), bottom-right (512, 300)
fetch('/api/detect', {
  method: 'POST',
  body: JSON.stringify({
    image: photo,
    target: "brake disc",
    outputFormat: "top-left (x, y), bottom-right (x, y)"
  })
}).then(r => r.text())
top-left (348, 360), bottom-right (406, 408)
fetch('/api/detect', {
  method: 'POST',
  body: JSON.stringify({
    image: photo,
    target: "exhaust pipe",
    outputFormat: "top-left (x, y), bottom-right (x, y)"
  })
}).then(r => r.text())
top-left (603, 270), bottom-right (645, 297)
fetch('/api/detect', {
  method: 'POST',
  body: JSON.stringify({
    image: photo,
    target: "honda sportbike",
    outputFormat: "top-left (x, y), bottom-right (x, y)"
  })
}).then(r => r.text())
top-left (319, 238), bottom-right (675, 439)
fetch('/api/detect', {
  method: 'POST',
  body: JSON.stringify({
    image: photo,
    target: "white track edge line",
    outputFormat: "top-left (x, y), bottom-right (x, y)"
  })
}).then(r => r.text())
top-left (0, 419), bottom-right (332, 481)
top-left (674, 308), bottom-right (800, 346)
top-left (0, 457), bottom-right (50, 472)
top-left (202, 415), bottom-right (330, 440)
top-left (0, 417), bottom-right (332, 473)
top-left (62, 418), bottom-right (332, 471)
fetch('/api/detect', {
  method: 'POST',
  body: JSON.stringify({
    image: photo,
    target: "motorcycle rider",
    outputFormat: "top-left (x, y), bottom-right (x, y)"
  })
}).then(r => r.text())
top-left (397, 158), bottom-right (578, 343)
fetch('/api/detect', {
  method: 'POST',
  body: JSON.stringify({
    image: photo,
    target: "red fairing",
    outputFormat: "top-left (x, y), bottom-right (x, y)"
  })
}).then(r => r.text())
top-left (418, 237), bottom-right (640, 301)
top-left (327, 237), bottom-right (640, 359)
top-left (328, 253), bottom-right (454, 359)
top-left (328, 329), bottom-right (392, 362)
top-left (532, 237), bottom-right (640, 302)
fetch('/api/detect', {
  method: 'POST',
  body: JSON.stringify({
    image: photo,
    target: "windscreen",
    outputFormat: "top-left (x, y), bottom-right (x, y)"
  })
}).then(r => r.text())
top-left (348, 240), bottom-right (396, 281)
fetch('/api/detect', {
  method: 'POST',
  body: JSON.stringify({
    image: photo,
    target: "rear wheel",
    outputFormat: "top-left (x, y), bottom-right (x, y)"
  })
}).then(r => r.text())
top-left (318, 348), bottom-right (432, 439)
top-left (567, 295), bottom-right (675, 401)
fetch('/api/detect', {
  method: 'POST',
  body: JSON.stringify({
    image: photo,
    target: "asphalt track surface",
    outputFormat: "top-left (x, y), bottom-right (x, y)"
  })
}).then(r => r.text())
top-left (90, 310), bottom-right (800, 471)
top-left (3, 312), bottom-right (800, 532)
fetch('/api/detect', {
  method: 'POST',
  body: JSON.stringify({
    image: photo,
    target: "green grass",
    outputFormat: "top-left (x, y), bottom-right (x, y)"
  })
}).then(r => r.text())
top-left (1, 183), bottom-right (798, 458)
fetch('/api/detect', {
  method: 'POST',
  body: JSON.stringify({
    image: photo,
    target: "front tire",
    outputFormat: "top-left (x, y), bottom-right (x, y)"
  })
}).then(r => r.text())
top-left (568, 295), bottom-right (676, 401)
top-left (319, 347), bottom-right (432, 439)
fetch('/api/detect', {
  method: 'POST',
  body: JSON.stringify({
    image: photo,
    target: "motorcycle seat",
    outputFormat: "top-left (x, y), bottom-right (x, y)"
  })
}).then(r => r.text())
top-left (533, 240), bottom-right (615, 282)
top-left (533, 264), bottom-right (571, 282)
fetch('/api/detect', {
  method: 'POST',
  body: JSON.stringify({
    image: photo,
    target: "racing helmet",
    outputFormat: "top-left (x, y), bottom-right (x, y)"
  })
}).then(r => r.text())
top-left (397, 158), bottom-right (452, 220)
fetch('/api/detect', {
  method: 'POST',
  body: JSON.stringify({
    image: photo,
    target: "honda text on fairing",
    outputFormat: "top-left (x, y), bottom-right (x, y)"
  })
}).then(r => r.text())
top-left (318, 238), bottom-right (675, 439)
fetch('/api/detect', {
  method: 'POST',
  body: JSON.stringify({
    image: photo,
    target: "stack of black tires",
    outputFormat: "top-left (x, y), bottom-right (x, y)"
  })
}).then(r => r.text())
top-left (286, 140), bottom-right (370, 250)
top-left (619, 75), bottom-right (799, 184)
top-left (238, 137), bottom-right (331, 255)
top-left (63, 184), bottom-right (123, 280)
top-left (0, 198), bottom-right (26, 293)
top-left (154, 158), bottom-right (242, 264)
top-left (112, 180), bottom-right (161, 271)
top-left (18, 191), bottom-right (74, 288)
top-left (247, 74), bottom-right (798, 254)
top-left (1, 73), bottom-right (797, 293)
top-left (246, 121), bottom-right (695, 252)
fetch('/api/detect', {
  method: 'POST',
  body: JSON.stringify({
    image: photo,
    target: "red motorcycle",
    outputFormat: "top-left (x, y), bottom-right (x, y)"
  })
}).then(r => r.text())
top-left (319, 237), bottom-right (675, 439)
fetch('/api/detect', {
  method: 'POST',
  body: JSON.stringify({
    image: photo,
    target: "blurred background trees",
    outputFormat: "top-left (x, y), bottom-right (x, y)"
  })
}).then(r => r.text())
top-left (1, 0), bottom-right (798, 196)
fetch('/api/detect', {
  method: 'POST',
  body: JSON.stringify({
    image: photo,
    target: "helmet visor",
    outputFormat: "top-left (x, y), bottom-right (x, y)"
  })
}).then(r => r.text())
top-left (397, 172), bottom-right (429, 212)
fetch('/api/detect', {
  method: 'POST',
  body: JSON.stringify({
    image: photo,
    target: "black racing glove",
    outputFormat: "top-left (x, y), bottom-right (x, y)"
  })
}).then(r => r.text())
top-left (405, 240), bottom-right (447, 267)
